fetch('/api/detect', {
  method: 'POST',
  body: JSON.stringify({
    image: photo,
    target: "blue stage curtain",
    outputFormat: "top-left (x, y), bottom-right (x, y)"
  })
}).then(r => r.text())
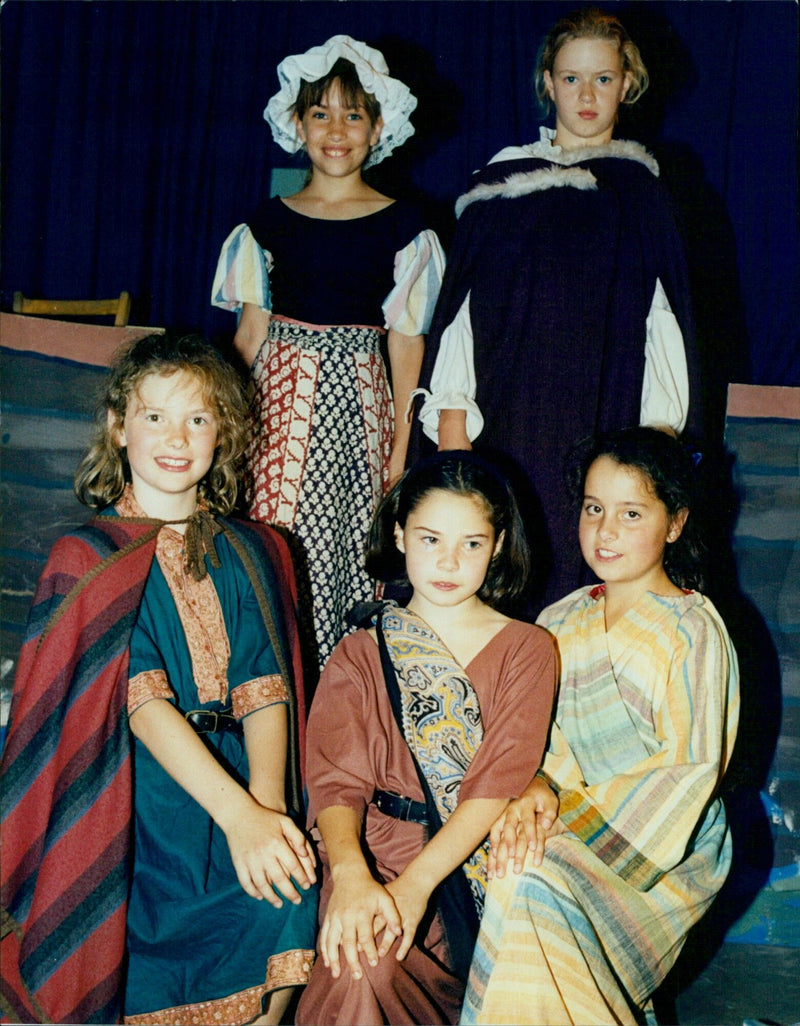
top-left (2, 0), bottom-right (797, 386)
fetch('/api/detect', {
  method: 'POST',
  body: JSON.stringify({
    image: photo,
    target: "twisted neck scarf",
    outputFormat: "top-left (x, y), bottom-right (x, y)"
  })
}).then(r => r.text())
top-left (114, 486), bottom-right (222, 581)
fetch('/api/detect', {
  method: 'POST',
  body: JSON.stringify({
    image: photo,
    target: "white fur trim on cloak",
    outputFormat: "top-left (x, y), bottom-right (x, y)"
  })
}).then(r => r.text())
top-left (456, 166), bottom-right (596, 217)
top-left (456, 136), bottom-right (660, 218)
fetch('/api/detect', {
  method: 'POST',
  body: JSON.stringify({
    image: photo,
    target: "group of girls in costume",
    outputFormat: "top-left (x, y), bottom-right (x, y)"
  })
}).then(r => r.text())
top-left (292, 426), bottom-right (738, 1026)
top-left (2, 10), bottom-right (739, 1026)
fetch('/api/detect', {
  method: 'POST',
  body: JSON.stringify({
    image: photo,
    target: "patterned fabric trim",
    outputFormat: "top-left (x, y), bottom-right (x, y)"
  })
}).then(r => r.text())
top-left (231, 674), bottom-right (289, 718)
top-left (117, 489), bottom-right (231, 704)
top-left (269, 314), bottom-right (384, 352)
top-left (154, 528), bottom-right (231, 704)
top-left (123, 948), bottom-right (315, 1026)
top-left (355, 351), bottom-right (392, 514)
top-left (127, 669), bottom-right (174, 715)
top-left (380, 605), bottom-right (489, 911)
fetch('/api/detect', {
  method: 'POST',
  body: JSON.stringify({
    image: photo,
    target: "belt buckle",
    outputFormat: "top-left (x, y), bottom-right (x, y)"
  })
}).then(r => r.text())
top-left (397, 795), bottom-right (414, 821)
top-left (185, 709), bottom-right (218, 733)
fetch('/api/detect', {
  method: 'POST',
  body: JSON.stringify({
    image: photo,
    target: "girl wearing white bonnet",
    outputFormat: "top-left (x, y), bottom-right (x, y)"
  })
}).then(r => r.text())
top-left (212, 36), bottom-right (444, 675)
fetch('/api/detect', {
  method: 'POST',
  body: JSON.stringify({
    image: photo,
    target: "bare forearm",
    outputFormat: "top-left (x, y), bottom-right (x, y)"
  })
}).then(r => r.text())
top-left (437, 408), bottom-right (470, 451)
top-left (130, 699), bottom-right (254, 831)
top-left (402, 797), bottom-right (506, 893)
top-left (317, 805), bottom-right (373, 882)
top-left (387, 330), bottom-right (424, 462)
top-left (243, 703), bottom-right (288, 812)
top-left (234, 302), bottom-right (270, 369)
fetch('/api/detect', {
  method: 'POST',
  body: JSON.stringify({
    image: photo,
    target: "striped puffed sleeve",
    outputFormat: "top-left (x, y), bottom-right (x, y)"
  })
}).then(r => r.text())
top-left (210, 223), bottom-right (272, 312)
top-left (382, 229), bottom-right (445, 336)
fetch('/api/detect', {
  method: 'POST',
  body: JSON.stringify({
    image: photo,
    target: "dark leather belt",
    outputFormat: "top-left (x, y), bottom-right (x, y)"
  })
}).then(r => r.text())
top-left (373, 789), bottom-right (429, 825)
top-left (184, 709), bottom-right (241, 734)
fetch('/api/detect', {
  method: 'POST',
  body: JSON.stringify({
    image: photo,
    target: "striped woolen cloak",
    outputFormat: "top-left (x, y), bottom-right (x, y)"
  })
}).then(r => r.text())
top-left (0, 515), bottom-right (305, 1024)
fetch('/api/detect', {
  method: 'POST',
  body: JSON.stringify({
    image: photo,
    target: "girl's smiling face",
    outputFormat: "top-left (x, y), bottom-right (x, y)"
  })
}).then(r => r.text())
top-left (544, 36), bottom-right (631, 149)
top-left (111, 369), bottom-right (219, 520)
top-left (579, 456), bottom-right (687, 601)
top-left (394, 489), bottom-right (503, 613)
top-left (294, 79), bottom-right (383, 180)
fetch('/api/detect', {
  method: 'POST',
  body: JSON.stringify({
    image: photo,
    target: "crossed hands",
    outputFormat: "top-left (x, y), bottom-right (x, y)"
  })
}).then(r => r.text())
top-left (225, 801), bottom-right (317, 907)
top-left (318, 866), bottom-right (431, 980)
top-left (488, 776), bottom-right (564, 879)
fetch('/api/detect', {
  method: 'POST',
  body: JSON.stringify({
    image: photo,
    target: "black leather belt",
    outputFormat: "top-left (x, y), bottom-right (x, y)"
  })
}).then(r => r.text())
top-left (373, 789), bottom-right (429, 825)
top-left (184, 709), bottom-right (241, 734)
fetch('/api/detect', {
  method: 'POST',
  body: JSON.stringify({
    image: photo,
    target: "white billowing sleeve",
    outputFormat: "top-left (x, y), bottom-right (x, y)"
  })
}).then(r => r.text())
top-left (640, 278), bottom-right (690, 433)
top-left (412, 292), bottom-right (485, 443)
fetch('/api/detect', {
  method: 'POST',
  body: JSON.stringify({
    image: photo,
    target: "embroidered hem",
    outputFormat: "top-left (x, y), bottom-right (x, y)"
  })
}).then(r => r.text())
top-left (231, 674), bottom-right (289, 717)
top-left (123, 948), bottom-right (315, 1025)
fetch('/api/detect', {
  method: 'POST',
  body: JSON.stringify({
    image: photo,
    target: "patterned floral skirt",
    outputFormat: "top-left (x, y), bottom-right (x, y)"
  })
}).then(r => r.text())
top-left (247, 316), bottom-right (392, 672)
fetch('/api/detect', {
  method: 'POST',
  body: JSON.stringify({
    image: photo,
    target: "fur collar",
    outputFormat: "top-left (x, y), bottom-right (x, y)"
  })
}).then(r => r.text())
top-left (456, 136), bottom-right (659, 217)
top-left (456, 166), bottom-right (597, 217)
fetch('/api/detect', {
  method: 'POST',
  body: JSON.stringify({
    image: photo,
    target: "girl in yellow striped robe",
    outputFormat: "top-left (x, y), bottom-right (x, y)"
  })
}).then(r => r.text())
top-left (462, 427), bottom-right (739, 1026)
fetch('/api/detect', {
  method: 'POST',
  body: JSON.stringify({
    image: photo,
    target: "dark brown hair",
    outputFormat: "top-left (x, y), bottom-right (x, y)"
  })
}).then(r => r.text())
top-left (293, 57), bottom-right (381, 125)
top-left (566, 426), bottom-right (705, 590)
top-left (366, 451), bottom-right (532, 612)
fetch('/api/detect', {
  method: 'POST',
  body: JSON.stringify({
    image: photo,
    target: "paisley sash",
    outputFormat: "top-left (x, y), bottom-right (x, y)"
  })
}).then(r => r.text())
top-left (375, 604), bottom-right (489, 978)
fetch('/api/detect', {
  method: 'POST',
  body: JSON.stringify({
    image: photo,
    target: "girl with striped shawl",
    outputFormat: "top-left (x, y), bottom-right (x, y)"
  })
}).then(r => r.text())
top-left (295, 452), bottom-right (557, 1025)
top-left (462, 427), bottom-right (740, 1026)
top-left (1, 335), bottom-right (318, 1025)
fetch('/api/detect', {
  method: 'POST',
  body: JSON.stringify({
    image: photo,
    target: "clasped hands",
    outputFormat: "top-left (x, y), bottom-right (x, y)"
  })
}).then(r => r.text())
top-left (319, 864), bottom-right (431, 981)
top-left (319, 779), bottom-right (563, 981)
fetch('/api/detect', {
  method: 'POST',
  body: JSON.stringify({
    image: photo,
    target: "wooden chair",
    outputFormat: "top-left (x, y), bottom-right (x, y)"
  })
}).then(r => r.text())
top-left (13, 290), bottom-right (132, 327)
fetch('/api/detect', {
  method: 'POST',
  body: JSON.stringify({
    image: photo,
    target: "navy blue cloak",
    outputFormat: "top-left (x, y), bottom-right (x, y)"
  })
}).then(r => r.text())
top-left (421, 140), bottom-right (699, 609)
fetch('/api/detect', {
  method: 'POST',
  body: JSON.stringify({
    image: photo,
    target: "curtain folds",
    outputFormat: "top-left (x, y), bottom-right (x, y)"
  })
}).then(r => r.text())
top-left (2, 0), bottom-right (797, 385)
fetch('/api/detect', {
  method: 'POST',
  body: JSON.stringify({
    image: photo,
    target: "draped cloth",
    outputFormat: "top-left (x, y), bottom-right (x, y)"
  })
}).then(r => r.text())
top-left (461, 587), bottom-right (740, 1026)
top-left (377, 606), bottom-right (489, 912)
top-left (0, 514), bottom-right (305, 1025)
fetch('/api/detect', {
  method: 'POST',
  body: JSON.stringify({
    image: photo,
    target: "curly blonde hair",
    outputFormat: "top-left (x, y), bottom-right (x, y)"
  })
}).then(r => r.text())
top-left (74, 333), bottom-right (250, 515)
top-left (535, 7), bottom-right (649, 112)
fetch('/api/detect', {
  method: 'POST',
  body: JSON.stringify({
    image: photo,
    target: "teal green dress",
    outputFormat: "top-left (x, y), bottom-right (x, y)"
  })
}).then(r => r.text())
top-left (122, 525), bottom-right (318, 1024)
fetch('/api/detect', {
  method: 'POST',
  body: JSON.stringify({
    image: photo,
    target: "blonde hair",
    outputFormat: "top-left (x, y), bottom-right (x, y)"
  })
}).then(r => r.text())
top-left (535, 7), bottom-right (649, 111)
top-left (74, 334), bottom-right (250, 515)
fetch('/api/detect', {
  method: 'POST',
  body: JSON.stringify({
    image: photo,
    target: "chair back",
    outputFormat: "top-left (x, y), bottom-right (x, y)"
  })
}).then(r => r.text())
top-left (13, 290), bottom-right (131, 327)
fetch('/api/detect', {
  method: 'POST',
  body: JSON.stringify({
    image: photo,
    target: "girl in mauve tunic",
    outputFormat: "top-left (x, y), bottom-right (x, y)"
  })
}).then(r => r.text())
top-left (296, 452), bottom-right (557, 1025)
top-left (212, 36), bottom-right (444, 672)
